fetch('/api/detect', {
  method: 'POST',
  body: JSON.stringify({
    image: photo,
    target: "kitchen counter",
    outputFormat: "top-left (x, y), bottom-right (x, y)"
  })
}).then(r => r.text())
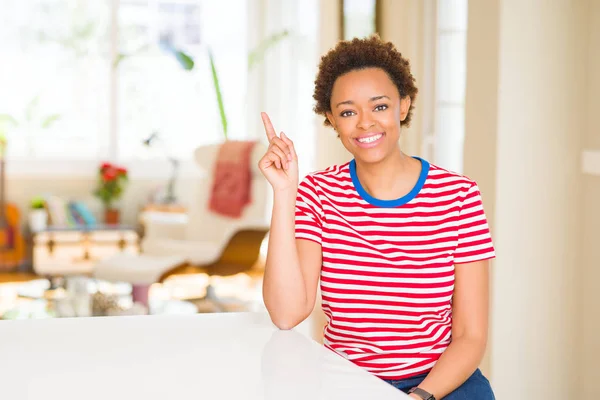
top-left (0, 312), bottom-right (407, 399)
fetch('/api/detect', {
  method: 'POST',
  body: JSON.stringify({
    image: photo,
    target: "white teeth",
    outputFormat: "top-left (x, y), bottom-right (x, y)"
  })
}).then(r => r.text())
top-left (357, 134), bottom-right (382, 143)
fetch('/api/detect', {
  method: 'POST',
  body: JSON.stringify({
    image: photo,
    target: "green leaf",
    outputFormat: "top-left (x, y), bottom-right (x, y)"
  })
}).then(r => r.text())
top-left (113, 53), bottom-right (127, 69)
top-left (25, 95), bottom-right (41, 122)
top-left (208, 49), bottom-right (228, 140)
top-left (113, 44), bottom-right (150, 69)
top-left (175, 51), bottom-right (195, 71)
top-left (0, 114), bottom-right (18, 127)
top-left (0, 114), bottom-right (18, 137)
top-left (30, 196), bottom-right (46, 209)
top-left (41, 114), bottom-right (61, 129)
top-left (73, 21), bottom-right (96, 41)
top-left (248, 30), bottom-right (290, 71)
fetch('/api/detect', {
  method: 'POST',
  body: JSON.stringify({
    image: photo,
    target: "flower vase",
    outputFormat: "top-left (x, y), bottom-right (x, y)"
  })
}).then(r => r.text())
top-left (105, 208), bottom-right (120, 225)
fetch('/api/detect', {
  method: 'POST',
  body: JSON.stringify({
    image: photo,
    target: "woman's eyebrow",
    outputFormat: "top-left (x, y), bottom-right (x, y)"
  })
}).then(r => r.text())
top-left (335, 95), bottom-right (390, 108)
top-left (369, 95), bottom-right (390, 102)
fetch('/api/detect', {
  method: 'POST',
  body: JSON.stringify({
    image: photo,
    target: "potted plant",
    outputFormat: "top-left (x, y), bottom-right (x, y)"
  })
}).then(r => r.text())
top-left (93, 162), bottom-right (128, 224)
top-left (29, 196), bottom-right (48, 232)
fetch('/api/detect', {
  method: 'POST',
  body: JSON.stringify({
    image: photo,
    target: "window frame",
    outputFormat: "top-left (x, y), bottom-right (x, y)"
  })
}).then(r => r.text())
top-left (5, 0), bottom-right (246, 179)
top-left (421, 0), bottom-right (469, 174)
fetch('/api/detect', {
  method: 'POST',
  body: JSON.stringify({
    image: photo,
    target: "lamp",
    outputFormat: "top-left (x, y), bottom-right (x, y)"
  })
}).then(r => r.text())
top-left (142, 132), bottom-right (179, 204)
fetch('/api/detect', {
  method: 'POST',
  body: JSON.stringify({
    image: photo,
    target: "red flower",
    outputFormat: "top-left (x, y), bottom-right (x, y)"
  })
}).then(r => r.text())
top-left (94, 161), bottom-right (128, 208)
top-left (102, 168), bottom-right (118, 182)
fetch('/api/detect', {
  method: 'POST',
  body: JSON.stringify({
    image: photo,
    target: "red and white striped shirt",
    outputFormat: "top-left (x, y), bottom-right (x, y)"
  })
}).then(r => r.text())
top-left (294, 158), bottom-right (495, 380)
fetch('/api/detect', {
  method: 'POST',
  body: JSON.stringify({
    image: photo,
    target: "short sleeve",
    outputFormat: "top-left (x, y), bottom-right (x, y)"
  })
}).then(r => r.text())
top-left (294, 175), bottom-right (323, 245)
top-left (454, 183), bottom-right (496, 264)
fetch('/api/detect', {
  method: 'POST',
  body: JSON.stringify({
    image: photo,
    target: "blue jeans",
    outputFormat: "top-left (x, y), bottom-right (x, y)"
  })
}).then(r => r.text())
top-left (385, 369), bottom-right (495, 399)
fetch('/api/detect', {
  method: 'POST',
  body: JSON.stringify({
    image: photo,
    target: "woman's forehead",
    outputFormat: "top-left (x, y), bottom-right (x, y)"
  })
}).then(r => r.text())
top-left (332, 68), bottom-right (399, 100)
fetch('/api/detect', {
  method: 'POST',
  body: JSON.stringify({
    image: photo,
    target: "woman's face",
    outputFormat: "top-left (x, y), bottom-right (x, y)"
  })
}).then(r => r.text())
top-left (326, 67), bottom-right (411, 164)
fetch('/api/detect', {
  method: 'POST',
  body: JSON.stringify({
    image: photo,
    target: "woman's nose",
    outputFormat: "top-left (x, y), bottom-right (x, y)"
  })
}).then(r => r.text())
top-left (357, 115), bottom-right (375, 130)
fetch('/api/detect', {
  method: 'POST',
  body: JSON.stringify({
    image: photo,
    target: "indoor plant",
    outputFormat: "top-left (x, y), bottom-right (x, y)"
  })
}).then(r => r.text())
top-left (28, 196), bottom-right (48, 232)
top-left (115, 30), bottom-right (290, 140)
top-left (180, 30), bottom-right (290, 139)
top-left (93, 162), bottom-right (128, 224)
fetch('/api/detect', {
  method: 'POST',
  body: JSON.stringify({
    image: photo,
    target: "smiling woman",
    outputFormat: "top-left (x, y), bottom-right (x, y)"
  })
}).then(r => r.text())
top-left (259, 34), bottom-right (497, 400)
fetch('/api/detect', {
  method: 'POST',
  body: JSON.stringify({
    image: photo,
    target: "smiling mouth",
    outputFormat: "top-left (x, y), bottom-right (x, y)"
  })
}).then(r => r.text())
top-left (355, 133), bottom-right (385, 147)
top-left (357, 134), bottom-right (383, 143)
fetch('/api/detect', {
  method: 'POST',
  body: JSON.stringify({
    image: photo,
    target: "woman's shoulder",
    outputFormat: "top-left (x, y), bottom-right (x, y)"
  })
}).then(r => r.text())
top-left (425, 161), bottom-right (479, 189)
top-left (300, 161), bottom-right (352, 185)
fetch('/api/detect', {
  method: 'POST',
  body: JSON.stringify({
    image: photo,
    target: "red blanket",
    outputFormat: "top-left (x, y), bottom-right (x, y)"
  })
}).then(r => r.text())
top-left (209, 140), bottom-right (257, 218)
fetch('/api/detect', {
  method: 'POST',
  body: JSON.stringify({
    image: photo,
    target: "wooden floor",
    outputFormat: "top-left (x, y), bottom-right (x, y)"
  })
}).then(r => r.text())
top-left (0, 272), bottom-right (41, 284)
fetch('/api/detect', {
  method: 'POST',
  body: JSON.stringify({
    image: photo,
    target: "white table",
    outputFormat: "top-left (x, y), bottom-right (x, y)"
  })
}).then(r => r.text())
top-left (0, 312), bottom-right (407, 399)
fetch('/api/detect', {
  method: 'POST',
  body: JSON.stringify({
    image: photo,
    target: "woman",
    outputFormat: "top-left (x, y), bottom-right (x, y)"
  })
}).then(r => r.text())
top-left (259, 35), bottom-right (496, 400)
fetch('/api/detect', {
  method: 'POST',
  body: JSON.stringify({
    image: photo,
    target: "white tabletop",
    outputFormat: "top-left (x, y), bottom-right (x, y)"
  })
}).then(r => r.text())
top-left (0, 312), bottom-right (407, 399)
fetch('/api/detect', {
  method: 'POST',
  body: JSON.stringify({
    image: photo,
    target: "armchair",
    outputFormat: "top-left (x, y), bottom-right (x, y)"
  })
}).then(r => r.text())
top-left (142, 141), bottom-right (268, 258)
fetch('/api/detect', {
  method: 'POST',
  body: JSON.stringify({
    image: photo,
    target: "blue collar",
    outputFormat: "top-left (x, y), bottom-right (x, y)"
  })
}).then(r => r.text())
top-left (349, 157), bottom-right (430, 208)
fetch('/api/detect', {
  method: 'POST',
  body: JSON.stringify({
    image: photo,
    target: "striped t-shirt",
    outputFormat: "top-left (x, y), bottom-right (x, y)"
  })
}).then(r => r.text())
top-left (294, 157), bottom-right (495, 380)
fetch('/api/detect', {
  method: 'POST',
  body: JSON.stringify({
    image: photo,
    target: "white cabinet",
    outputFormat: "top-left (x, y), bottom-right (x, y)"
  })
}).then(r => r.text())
top-left (32, 226), bottom-right (139, 276)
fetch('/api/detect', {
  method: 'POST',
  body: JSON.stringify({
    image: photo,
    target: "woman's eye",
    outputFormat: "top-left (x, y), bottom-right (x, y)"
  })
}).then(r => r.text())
top-left (340, 110), bottom-right (355, 117)
top-left (374, 104), bottom-right (388, 111)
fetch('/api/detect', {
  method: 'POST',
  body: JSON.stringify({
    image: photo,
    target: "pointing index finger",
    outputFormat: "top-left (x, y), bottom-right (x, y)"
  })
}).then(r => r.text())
top-left (261, 112), bottom-right (277, 142)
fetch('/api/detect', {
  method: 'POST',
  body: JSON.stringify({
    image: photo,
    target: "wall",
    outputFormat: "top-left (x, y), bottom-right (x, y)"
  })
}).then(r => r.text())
top-left (463, 0), bottom-right (500, 379)
top-left (581, 1), bottom-right (600, 397)
top-left (464, 0), bottom-right (590, 398)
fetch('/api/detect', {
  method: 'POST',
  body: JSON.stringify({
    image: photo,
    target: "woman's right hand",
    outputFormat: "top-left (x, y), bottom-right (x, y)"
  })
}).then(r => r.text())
top-left (258, 112), bottom-right (299, 191)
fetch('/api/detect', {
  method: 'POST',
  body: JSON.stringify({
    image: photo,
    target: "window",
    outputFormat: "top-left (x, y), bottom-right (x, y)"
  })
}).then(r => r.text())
top-left (433, 0), bottom-right (468, 173)
top-left (340, 0), bottom-right (378, 40)
top-left (0, 0), bottom-right (248, 168)
top-left (249, 0), bottom-right (320, 179)
top-left (0, 0), bottom-right (111, 160)
top-left (117, 0), bottom-right (248, 160)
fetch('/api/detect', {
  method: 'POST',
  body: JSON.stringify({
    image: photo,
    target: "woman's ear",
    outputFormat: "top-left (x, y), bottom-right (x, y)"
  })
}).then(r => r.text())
top-left (326, 111), bottom-right (336, 130)
top-left (400, 96), bottom-right (411, 121)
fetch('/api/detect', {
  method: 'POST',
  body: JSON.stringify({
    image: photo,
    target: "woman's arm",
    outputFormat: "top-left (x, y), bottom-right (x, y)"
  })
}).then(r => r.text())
top-left (410, 259), bottom-right (490, 399)
top-left (258, 112), bottom-right (323, 330)
top-left (262, 187), bottom-right (323, 329)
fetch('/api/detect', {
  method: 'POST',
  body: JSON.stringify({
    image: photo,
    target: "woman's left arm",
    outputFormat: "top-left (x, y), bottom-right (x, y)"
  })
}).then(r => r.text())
top-left (409, 259), bottom-right (490, 400)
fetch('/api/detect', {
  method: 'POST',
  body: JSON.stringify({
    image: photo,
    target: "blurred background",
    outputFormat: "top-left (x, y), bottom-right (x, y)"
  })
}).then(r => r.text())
top-left (0, 0), bottom-right (598, 399)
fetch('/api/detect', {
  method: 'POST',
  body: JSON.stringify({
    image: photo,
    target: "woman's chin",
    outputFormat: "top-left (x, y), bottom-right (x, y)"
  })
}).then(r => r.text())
top-left (353, 149), bottom-right (389, 164)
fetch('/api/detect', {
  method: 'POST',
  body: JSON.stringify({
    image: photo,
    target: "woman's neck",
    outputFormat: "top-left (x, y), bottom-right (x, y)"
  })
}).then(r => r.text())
top-left (355, 150), bottom-right (422, 201)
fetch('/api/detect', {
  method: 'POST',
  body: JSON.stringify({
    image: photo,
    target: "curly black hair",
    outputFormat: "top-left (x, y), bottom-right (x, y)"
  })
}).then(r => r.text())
top-left (313, 34), bottom-right (418, 127)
